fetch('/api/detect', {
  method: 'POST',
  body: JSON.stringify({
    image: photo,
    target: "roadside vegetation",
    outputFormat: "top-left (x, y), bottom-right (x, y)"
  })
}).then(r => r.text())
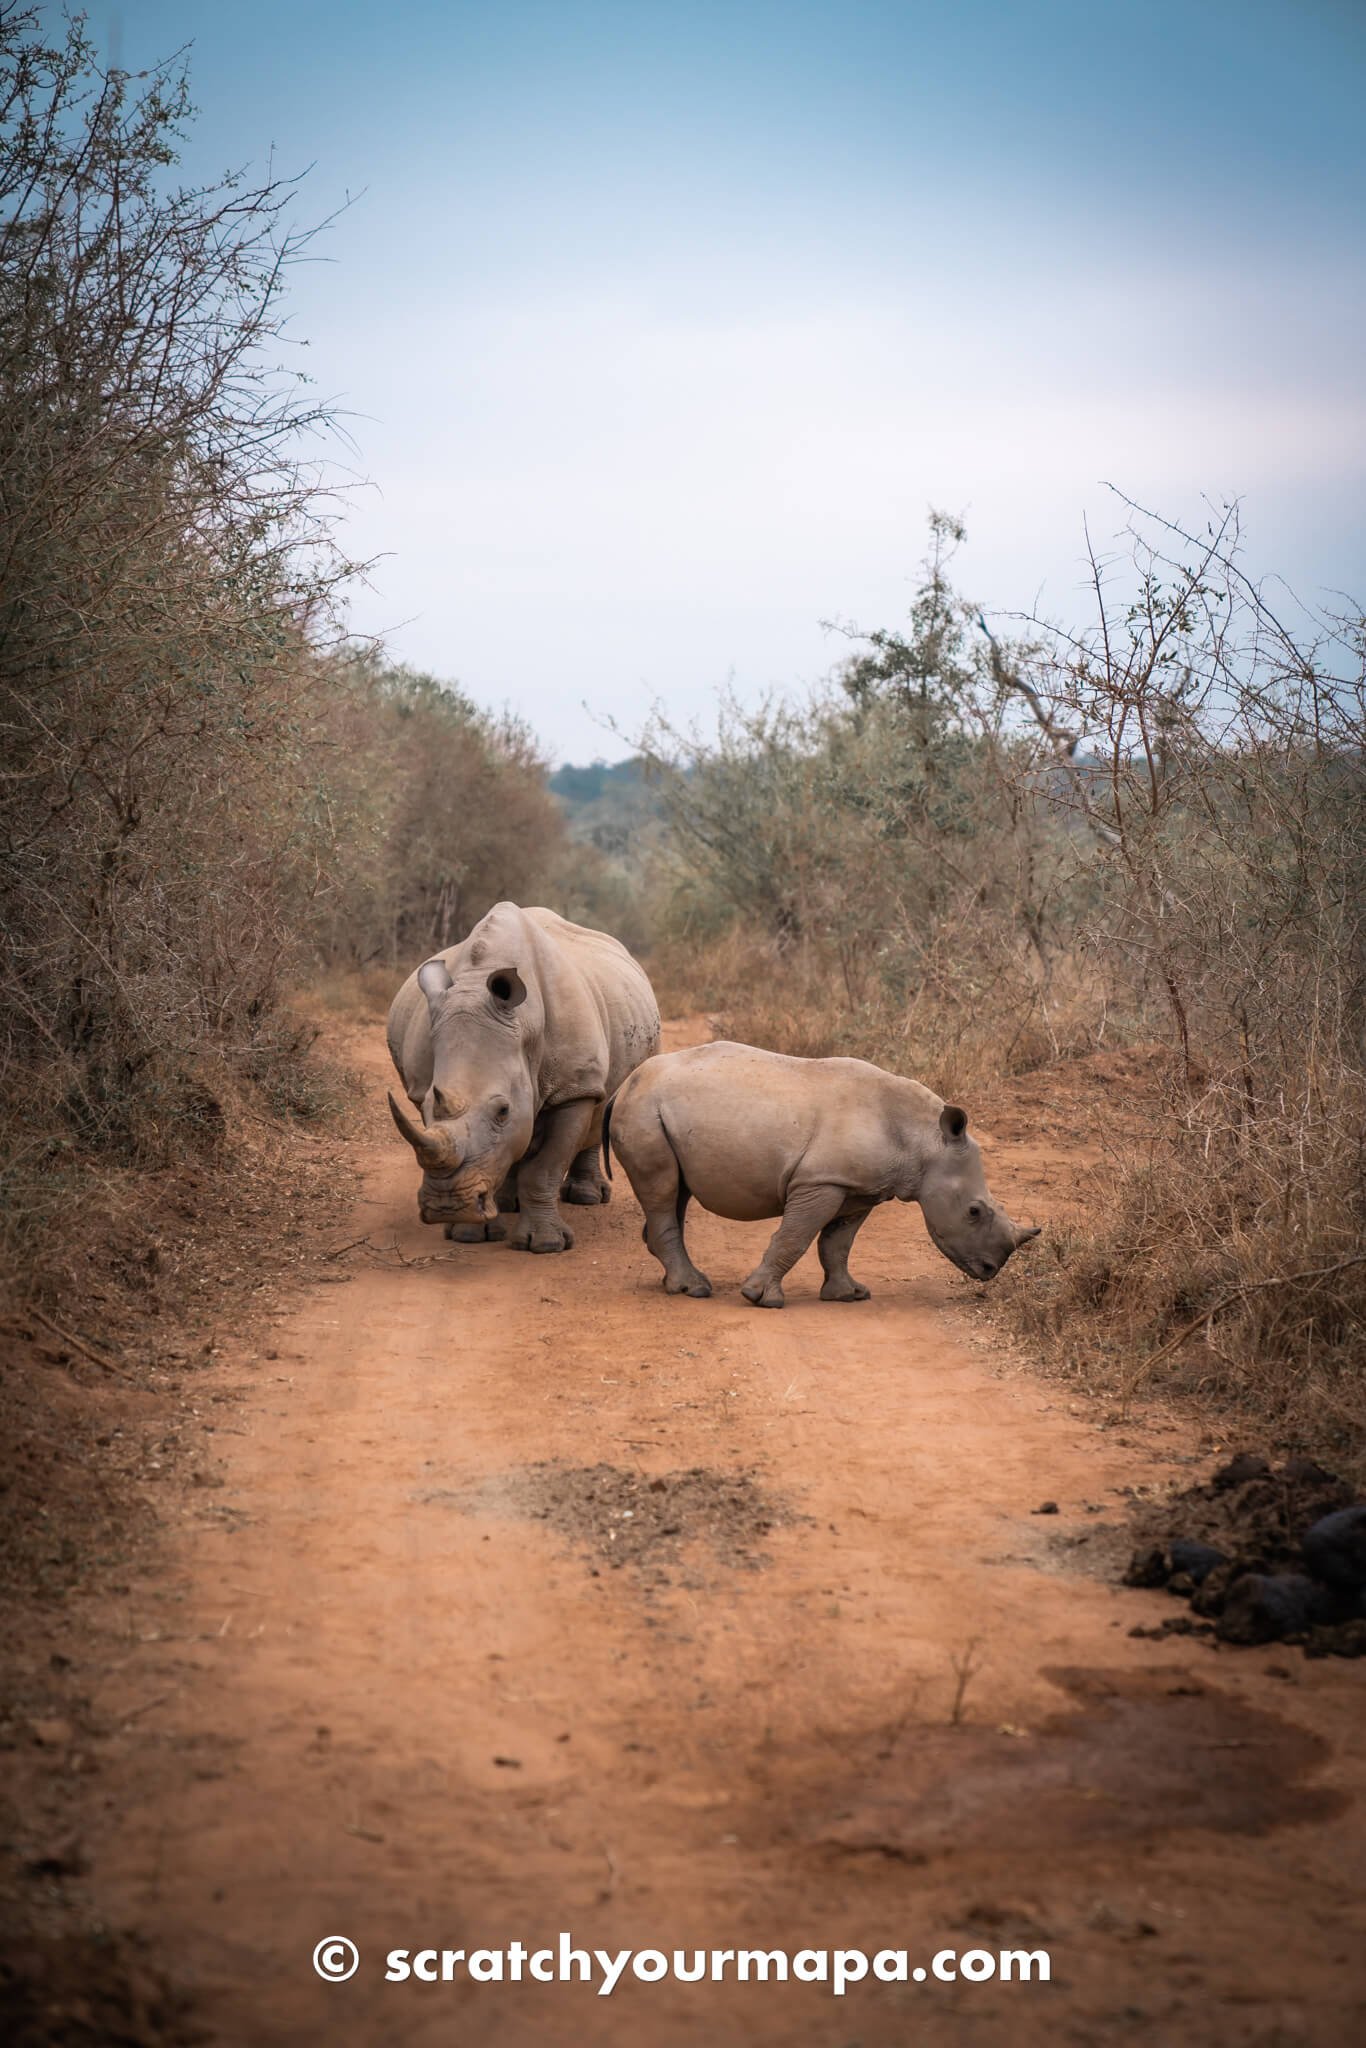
top-left (641, 510), bottom-right (1365, 1473)
top-left (0, 12), bottom-right (603, 1324)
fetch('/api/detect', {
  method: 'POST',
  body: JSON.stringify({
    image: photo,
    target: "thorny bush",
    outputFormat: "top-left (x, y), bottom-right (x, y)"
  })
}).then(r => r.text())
top-left (0, 13), bottom-right (574, 1305)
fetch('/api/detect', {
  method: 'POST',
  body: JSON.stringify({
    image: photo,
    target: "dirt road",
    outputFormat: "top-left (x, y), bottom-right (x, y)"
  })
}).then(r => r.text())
top-left (55, 1018), bottom-right (1366, 2043)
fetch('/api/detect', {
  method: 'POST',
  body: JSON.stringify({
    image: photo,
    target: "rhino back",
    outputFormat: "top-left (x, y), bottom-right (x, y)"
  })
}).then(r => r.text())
top-left (630, 1041), bottom-right (925, 1216)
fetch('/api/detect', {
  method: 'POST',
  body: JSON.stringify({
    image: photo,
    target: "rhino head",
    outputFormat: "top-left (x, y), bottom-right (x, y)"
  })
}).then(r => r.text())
top-left (917, 1104), bottom-right (1040, 1281)
top-left (388, 956), bottom-right (538, 1226)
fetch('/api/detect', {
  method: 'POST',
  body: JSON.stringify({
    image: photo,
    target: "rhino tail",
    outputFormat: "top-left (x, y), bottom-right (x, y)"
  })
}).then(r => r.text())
top-left (600, 1088), bottom-right (616, 1182)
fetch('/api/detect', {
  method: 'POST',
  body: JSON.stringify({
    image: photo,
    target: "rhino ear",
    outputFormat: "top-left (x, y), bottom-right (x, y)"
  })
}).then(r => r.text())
top-left (940, 1104), bottom-right (969, 1143)
top-left (418, 959), bottom-right (453, 1008)
top-left (486, 966), bottom-right (527, 1009)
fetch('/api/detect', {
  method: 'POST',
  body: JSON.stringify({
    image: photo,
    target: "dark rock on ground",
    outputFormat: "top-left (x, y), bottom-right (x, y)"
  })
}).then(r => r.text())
top-left (1301, 1504), bottom-right (1366, 1594)
top-left (1215, 1573), bottom-right (1343, 1647)
top-left (1120, 1453), bottom-right (1362, 1660)
top-left (1168, 1537), bottom-right (1228, 1585)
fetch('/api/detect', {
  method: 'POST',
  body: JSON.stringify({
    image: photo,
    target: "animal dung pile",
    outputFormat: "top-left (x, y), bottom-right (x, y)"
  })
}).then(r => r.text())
top-left (1123, 1454), bottom-right (1366, 1659)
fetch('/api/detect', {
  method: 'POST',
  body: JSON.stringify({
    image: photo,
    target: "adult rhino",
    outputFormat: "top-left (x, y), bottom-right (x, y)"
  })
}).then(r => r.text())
top-left (387, 904), bottom-right (660, 1252)
top-left (603, 1040), bottom-right (1040, 1306)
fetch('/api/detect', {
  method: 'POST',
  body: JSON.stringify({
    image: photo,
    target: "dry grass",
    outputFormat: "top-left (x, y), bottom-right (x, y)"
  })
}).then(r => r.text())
top-left (996, 1077), bottom-right (1366, 1485)
top-left (309, 962), bottom-right (404, 1022)
top-left (0, 1012), bottom-right (363, 1343)
top-left (649, 924), bottom-right (1114, 1100)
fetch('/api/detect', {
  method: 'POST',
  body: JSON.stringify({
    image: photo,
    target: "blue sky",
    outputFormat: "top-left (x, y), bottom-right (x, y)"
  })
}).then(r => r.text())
top-left (108, 0), bottom-right (1365, 760)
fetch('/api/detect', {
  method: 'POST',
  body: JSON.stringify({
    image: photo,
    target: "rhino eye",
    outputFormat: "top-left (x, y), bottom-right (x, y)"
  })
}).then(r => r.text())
top-left (493, 1100), bottom-right (510, 1124)
top-left (968, 1202), bottom-right (984, 1222)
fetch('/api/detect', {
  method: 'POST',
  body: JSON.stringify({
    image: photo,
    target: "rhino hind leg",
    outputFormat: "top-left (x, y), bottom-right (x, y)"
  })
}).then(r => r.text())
top-left (741, 1184), bottom-right (849, 1309)
top-left (646, 1199), bottom-right (711, 1296)
top-left (817, 1205), bottom-right (873, 1301)
top-left (654, 1181), bottom-right (711, 1297)
top-left (621, 1114), bottom-right (710, 1296)
top-left (563, 1143), bottom-right (611, 1206)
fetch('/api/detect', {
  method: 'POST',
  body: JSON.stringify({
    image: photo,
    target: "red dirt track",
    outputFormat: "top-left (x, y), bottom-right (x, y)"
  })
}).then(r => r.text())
top-left (29, 1017), bottom-right (1366, 2043)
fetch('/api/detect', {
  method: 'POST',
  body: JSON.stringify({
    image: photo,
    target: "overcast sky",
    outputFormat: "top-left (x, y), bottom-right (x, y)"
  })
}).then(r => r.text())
top-left (110, 0), bottom-right (1365, 762)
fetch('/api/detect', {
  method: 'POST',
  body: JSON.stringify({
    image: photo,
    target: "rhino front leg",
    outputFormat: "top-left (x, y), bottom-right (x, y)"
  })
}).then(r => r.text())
top-left (741, 1184), bottom-right (849, 1308)
top-left (818, 1203), bottom-right (874, 1301)
top-left (508, 1100), bottom-right (595, 1253)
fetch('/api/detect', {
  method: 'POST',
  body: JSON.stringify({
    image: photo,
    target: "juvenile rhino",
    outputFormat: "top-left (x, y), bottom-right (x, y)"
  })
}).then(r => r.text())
top-left (603, 1041), bottom-right (1039, 1306)
top-left (387, 903), bottom-right (660, 1252)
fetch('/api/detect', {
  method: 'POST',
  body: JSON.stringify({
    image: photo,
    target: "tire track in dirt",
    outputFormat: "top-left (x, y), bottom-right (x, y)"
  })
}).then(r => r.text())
top-left (74, 1017), bottom-right (1366, 2046)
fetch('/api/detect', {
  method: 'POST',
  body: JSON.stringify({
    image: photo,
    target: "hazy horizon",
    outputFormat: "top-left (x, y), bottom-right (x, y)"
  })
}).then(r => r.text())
top-left (110, 0), bottom-right (1366, 762)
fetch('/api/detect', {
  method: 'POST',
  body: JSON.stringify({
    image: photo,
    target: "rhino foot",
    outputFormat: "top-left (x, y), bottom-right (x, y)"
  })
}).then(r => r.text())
top-left (740, 1275), bottom-right (785, 1309)
top-left (563, 1176), bottom-right (610, 1206)
top-left (445, 1220), bottom-right (508, 1243)
top-left (664, 1271), bottom-right (712, 1298)
top-left (509, 1218), bottom-right (576, 1253)
top-left (820, 1279), bottom-right (870, 1302)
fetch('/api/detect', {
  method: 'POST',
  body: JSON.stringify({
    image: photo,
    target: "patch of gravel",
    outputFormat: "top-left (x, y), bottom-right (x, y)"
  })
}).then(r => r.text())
top-left (428, 1462), bottom-right (805, 1585)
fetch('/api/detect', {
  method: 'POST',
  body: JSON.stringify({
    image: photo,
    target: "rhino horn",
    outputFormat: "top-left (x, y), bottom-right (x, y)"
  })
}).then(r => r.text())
top-left (387, 1091), bottom-right (460, 1171)
top-left (1013, 1222), bottom-right (1042, 1249)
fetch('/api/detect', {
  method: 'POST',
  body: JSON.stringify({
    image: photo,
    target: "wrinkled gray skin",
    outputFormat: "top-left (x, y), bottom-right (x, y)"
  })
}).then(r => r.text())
top-left (604, 1041), bottom-right (1041, 1307)
top-left (387, 904), bottom-right (660, 1253)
